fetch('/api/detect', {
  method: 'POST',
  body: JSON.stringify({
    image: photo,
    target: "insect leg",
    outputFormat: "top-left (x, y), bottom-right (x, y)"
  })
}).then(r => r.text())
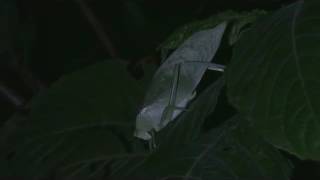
top-left (147, 64), bottom-right (182, 150)
top-left (160, 61), bottom-right (224, 127)
top-left (148, 130), bottom-right (157, 151)
top-left (160, 63), bottom-right (183, 126)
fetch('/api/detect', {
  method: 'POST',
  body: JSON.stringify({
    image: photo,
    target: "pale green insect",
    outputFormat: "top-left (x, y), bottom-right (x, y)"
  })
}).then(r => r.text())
top-left (134, 10), bottom-right (267, 150)
top-left (134, 22), bottom-right (227, 146)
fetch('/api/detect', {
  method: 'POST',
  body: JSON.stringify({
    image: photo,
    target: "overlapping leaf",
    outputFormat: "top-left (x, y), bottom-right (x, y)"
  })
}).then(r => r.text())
top-left (0, 61), bottom-right (147, 178)
top-left (112, 115), bottom-right (292, 180)
top-left (227, 0), bottom-right (320, 159)
top-left (158, 10), bottom-right (267, 59)
top-left (110, 77), bottom-right (291, 180)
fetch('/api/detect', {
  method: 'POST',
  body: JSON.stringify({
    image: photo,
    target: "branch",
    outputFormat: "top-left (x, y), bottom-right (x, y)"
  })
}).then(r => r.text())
top-left (74, 0), bottom-right (118, 58)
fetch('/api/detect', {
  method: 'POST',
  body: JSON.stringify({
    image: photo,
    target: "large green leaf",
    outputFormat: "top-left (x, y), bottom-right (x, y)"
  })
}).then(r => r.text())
top-left (112, 116), bottom-right (292, 180)
top-left (227, 0), bottom-right (320, 160)
top-left (158, 10), bottom-right (267, 59)
top-left (0, 61), bottom-right (147, 178)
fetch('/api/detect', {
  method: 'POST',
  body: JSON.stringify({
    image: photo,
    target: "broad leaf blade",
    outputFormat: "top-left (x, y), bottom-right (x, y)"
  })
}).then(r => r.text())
top-left (227, 0), bottom-right (320, 159)
top-left (1, 61), bottom-right (146, 178)
top-left (114, 116), bottom-right (292, 180)
top-left (159, 10), bottom-right (267, 59)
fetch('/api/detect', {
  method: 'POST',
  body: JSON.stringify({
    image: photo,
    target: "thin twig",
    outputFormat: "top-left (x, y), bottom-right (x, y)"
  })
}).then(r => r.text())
top-left (74, 0), bottom-right (118, 58)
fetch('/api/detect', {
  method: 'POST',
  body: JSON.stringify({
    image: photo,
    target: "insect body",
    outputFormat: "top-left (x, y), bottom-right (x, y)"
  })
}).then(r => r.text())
top-left (134, 22), bottom-right (227, 141)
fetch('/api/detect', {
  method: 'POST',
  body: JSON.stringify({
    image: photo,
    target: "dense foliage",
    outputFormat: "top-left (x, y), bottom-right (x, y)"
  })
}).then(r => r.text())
top-left (1, 0), bottom-right (320, 179)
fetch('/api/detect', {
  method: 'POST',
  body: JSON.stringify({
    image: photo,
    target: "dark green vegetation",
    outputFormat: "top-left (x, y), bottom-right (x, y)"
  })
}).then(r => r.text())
top-left (1, 0), bottom-right (320, 179)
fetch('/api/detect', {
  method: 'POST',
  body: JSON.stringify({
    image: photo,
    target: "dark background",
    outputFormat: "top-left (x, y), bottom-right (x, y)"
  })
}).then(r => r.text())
top-left (1, 0), bottom-right (294, 117)
top-left (2, 0), bottom-right (318, 179)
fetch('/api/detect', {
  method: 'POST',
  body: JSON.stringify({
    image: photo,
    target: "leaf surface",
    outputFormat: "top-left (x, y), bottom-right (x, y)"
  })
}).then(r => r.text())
top-left (1, 61), bottom-right (146, 178)
top-left (113, 116), bottom-right (292, 180)
top-left (227, 0), bottom-right (320, 159)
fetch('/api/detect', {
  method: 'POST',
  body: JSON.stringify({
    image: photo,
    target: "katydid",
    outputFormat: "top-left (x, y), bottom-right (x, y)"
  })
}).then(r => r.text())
top-left (134, 22), bottom-right (227, 142)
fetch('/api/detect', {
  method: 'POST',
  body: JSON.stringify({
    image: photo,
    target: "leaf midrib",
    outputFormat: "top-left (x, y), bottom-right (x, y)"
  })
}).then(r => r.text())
top-left (290, 0), bottom-right (318, 152)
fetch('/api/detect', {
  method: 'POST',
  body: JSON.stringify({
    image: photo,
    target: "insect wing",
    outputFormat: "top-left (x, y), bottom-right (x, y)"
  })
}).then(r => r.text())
top-left (134, 22), bottom-right (227, 140)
